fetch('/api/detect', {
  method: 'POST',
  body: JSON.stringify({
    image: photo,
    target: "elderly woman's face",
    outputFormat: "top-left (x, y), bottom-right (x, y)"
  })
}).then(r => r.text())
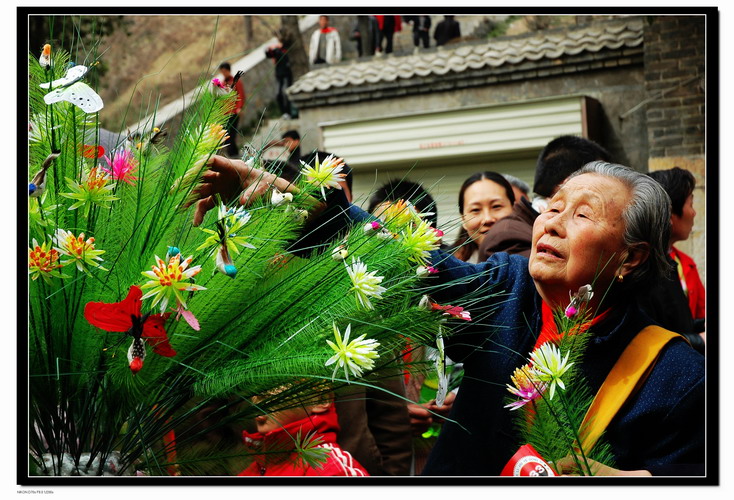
top-left (528, 174), bottom-right (631, 304)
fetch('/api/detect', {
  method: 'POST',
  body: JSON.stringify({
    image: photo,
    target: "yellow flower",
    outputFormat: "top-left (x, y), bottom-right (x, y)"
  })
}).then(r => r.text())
top-left (53, 229), bottom-right (107, 273)
top-left (60, 166), bottom-right (118, 214)
top-left (505, 364), bottom-right (546, 411)
top-left (28, 239), bottom-right (67, 282)
top-left (375, 199), bottom-right (426, 230)
top-left (300, 154), bottom-right (345, 199)
top-left (400, 220), bottom-right (442, 265)
top-left (140, 254), bottom-right (206, 312)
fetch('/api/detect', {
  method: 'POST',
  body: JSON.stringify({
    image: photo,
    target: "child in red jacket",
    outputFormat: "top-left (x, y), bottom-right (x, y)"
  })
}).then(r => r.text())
top-left (238, 393), bottom-right (368, 476)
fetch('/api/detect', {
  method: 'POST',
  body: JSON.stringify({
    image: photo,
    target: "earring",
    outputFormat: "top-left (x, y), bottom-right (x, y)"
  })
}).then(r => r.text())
top-left (616, 274), bottom-right (624, 283)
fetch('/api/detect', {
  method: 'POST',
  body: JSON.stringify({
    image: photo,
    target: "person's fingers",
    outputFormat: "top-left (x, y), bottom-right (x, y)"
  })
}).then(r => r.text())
top-left (407, 404), bottom-right (432, 418)
top-left (193, 196), bottom-right (216, 226)
top-left (181, 181), bottom-right (214, 210)
top-left (200, 170), bottom-right (219, 183)
top-left (240, 186), bottom-right (257, 207)
top-left (239, 179), bottom-right (272, 206)
top-left (205, 154), bottom-right (231, 173)
top-left (192, 182), bottom-right (214, 199)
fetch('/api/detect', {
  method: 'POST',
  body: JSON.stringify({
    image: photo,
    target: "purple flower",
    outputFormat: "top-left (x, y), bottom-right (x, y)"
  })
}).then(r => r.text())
top-left (504, 365), bottom-right (546, 411)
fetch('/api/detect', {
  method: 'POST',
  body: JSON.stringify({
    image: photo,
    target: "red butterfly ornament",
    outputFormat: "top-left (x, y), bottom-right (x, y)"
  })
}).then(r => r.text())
top-left (84, 285), bottom-right (176, 374)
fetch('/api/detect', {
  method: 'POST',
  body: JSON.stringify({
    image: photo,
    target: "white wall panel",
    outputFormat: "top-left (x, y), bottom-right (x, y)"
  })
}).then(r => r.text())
top-left (322, 96), bottom-right (586, 167)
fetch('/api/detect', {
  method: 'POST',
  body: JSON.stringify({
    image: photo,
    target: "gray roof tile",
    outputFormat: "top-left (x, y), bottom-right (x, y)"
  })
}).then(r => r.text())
top-left (289, 18), bottom-right (644, 96)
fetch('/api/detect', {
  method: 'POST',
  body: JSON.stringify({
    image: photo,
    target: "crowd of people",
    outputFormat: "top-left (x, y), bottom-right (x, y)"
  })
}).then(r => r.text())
top-left (216, 15), bottom-right (465, 154)
top-left (186, 131), bottom-right (706, 477)
top-left (28, 13), bottom-right (709, 481)
top-left (197, 16), bottom-right (705, 478)
top-left (350, 15), bottom-right (462, 56)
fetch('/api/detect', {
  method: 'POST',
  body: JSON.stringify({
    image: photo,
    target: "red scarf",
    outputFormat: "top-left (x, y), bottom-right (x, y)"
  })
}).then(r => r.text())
top-left (535, 301), bottom-right (611, 350)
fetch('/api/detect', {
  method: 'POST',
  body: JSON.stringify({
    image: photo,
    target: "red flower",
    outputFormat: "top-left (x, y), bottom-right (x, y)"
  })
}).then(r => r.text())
top-left (430, 303), bottom-right (471, 321)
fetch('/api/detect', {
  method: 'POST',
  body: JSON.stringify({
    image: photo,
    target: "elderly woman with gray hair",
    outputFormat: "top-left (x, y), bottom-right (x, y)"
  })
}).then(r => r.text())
top-left (190, 159), bottom-right (705, 476)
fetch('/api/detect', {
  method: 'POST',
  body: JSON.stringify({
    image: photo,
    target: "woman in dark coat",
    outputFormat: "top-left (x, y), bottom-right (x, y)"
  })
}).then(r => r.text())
top-left (189, 159), bottom-right (705, 476)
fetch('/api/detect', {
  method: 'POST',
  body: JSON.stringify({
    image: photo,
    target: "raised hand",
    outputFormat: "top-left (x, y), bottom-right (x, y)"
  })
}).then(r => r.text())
top-left (187, 155), bottom-right (278, 226)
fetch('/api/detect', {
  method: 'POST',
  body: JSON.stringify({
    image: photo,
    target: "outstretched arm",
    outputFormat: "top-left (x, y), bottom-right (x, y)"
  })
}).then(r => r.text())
top-left (186, 155), bottom-right (318, 226)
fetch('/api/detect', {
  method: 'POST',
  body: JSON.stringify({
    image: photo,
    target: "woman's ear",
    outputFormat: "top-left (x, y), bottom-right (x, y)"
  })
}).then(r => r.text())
top-left (308, 400), bottom-right (332, 415)
top-left (619, 243), bottom-right (650, 278)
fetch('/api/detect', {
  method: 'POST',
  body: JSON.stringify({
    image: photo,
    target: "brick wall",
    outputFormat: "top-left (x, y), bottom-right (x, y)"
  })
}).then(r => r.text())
top-left (644, 16), bottom-right (707, 285)
top-left (644, 16), bottom-right (705, 158)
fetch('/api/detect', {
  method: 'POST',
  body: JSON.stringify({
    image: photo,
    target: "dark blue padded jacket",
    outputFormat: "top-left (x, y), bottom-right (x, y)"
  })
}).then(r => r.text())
top-left (296, 189), bottom-right (705, 476)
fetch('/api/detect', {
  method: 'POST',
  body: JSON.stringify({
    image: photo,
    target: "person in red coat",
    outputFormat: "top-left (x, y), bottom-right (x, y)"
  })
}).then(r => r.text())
top-left (648, 168), bottom-right (706, 323)
top-left (218, 62), bottom-right (245, 157)
top-left (238, 394), bottom-right (369, 476)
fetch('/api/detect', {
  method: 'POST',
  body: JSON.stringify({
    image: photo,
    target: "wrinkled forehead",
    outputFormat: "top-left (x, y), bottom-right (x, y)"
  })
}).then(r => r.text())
top-left (554, 173), bottom-right (629, 201)
top-left (552, 174), bottom-right (632, 221)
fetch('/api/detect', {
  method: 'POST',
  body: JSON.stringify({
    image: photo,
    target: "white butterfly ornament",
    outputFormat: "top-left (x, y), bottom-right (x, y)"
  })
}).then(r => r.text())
top-left (40, 65), bottom-right (103, 114)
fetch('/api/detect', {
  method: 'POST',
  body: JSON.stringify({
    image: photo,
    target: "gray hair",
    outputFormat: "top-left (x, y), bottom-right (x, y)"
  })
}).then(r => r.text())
top-left (502, 174), bottom-right (531, 196)
top-left (568, 161), bottom-right (672, 288)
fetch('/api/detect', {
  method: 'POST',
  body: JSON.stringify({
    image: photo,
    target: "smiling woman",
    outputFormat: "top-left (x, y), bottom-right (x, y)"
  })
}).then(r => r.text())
top-left (451, 171), bottom-right (515, 263)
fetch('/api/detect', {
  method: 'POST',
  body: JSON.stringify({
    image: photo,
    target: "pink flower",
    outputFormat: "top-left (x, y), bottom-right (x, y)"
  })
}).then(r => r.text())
top-left (432, 228), bottom-right (444, 237)
top-left (504, 366), bottom-right (547, 411)
top-left (211, 78), bottom-right (226, 89)
top-left (417, 265), bottom-right (439, 276)
top-left (363, 221), bottom-right (382, 233)
top-left (101, 150), bottom-right (138, 185)
top-left (564, 305), bottom-right (577, 317)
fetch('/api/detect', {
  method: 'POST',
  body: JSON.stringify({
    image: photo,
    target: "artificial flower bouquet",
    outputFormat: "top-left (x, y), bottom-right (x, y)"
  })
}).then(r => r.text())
top-left (27, 45), bottom-right (467, 476)
top-left (502, 285), bottom-right (616, 476)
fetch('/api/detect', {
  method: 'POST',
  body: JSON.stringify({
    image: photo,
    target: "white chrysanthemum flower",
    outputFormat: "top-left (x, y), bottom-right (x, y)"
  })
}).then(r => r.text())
top-left (345, 257), bottom-right (386, 310)
top-left (325, 323), bottom-right (380, 381)
top-left (299, 154), bottom-right (345, 198)
top-left (529, 343), bottom-right (574, 400)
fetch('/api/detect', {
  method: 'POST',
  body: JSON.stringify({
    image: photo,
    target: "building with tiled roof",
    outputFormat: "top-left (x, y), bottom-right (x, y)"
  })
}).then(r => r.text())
top-left (289, 18), bottom-right (644, 107)
top-left (279, 15), bottom-right (707, 279)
